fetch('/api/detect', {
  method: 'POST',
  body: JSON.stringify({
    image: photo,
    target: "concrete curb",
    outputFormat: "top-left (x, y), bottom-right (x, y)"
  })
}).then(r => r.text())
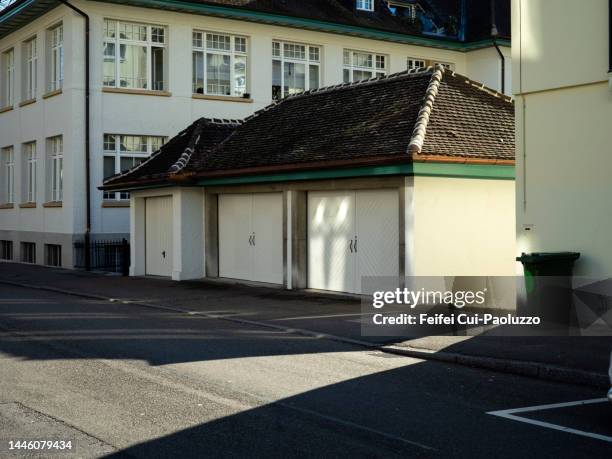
top-left (1, 279), bottom-right (608, 390)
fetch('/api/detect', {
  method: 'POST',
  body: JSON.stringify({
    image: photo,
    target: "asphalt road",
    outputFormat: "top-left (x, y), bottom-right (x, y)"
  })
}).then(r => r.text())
top-left (0, 284), bottom-right (610, 458)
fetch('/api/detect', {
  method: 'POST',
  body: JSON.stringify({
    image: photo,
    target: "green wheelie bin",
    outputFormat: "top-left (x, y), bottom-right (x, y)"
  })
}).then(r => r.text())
top-left (516, 252), bottom-right (580, 330)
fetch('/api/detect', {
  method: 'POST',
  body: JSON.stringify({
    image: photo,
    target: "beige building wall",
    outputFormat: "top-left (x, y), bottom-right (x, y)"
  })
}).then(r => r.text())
top-left (412, 176), bottom-right (516, 277)
top-left (513, 0), bottom-right (612, 277)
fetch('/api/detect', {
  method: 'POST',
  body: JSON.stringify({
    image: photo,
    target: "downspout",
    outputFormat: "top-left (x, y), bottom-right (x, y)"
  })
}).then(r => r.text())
top-left (609, 0), bottom-right (612, 74)
top-left (58, 0), bottom-right (91, 271)
top-left (490, 0), bottom-right (505, 94)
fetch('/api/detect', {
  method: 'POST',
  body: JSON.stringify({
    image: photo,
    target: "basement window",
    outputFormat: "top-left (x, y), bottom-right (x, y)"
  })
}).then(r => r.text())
top-left (45, 244), bottom-right (61, 267)
top-left (0, 240), bottom-right (13, 260)
top-left (21, 242), bottom-right (36, 264)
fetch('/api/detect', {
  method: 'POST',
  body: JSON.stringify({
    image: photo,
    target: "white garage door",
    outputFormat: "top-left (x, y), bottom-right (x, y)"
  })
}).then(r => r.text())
top-left (308, 189), bottom-right (398, 294)
top-left (218, 193), bottom-right (283, 285)
top-left (145, 196), bottom-right (173, 277)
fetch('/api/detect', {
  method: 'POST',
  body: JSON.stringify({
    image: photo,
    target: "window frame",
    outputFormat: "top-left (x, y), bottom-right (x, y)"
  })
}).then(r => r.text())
top-left (48, 136), bottom-right (63, 202)
top-left (103, 19), bottom-right (167, 91)
top-left (23, 142), bottom-right (36, 203)
top-left (2, 146), bottom-right (14, 204)
top-left (48, 24), bottom-right (64, 92)
top-left (103, 134), bottom-right (165, 201)
top-left (272, 40), bottom-right (321, 101)
top-left (192, 30), bottom-right (248, 97)
top-left (1, 48), bottom-right (14, 107)
top-left (343, 49), bottom-right (387, 83)
top-left (23, 37), bottom-right (37, 100)
top-left (356, 0), bottom-right (374, 12)
top-left (407, 57), bottom-right (426, 71)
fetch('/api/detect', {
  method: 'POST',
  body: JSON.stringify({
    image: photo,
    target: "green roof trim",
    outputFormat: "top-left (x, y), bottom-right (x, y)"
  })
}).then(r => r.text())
top-left (1, 0), bottom-right (511, 50)
top-left (115, 0), bottom-right (509, 51)
top-left (194, 162), bottom-right (515, 187)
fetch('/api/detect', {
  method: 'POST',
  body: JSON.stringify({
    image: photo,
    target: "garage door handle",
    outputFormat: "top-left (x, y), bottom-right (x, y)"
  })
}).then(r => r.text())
top-left (354, 237), bottom-right (357, 253)
top-left (252, 233), bottom-right (256, 246)
top-left (349, 239), bottom-right (353, 253)
top-left (248, 235), bottom-right (252, 246)
top-left (162, 251), bottom-right (166, 258)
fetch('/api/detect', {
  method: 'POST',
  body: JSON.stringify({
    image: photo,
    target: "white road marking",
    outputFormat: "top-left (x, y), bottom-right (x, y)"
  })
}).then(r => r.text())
top-left (488, 398), bottom-right (612, 443)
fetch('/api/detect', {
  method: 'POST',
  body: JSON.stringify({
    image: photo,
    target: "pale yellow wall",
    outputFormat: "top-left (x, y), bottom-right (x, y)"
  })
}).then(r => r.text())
top-left (512, 0), bottom-right (609, 94)
top-left (513, 0), bottom-right (612, 277)
top-left (412, 176), bottom-right (516, 276)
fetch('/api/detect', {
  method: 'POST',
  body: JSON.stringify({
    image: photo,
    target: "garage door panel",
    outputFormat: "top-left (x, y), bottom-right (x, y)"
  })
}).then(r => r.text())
top-left (145, 196), bottom-right (173, 277)
top-left (308, 191), bottom-right (356, 293)
top-left (355, 189), bottom-right (399, 293)
top-left (251, 193), bottom-right (283, 284)
top-left (219, 194), bottom-right (252, 281)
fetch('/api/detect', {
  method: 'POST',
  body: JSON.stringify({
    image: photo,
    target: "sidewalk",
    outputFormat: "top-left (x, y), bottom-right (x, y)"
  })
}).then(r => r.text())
top-left (0, 263), bottom-right (610, 389)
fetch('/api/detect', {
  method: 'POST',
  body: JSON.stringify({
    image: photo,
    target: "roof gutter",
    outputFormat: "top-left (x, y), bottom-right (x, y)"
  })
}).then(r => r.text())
top-left (491, 0), bottom-right (506, 94)
top-left (58, 0), bottom-right (91, 271)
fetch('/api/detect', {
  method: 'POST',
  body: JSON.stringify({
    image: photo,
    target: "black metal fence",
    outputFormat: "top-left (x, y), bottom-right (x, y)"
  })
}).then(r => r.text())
top-left (74, 239), bottom-right (130, 275)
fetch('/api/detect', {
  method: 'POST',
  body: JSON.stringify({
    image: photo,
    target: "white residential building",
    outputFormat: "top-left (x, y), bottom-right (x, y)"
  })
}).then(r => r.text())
top-left (0, 0), bottom-right (511, 268)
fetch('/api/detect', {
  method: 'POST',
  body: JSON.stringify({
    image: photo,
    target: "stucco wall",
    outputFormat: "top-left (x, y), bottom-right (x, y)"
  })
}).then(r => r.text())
top-left (513, 0), bottom-right (612, 278)
top-left (412, 176), bottom-right (516, 277)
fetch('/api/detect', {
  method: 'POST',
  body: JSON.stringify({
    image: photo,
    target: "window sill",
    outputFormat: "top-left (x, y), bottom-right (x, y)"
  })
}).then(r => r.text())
top-left (102, 201), bottom-right (130, 208)
top-left (19, 98), bottom-right (36, 107)
top-left (0, 105), bottom-right (13, 114)
top-left (43, 89), bottom-right (62, 99)
top-left (192, 94), bottom-right (253, 103)
top-left (103, 87), bottom-right (172, 97)
top-left (43, 201), bottom-right (62, 208)
top-left (0, 203), bottom-right (14, 209)
top-left (19, 202), bottom-right (36, 208)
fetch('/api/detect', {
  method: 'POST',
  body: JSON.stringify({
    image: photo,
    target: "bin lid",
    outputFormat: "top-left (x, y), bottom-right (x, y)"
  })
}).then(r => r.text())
top-left (516, 252), bottom-right (580, 263)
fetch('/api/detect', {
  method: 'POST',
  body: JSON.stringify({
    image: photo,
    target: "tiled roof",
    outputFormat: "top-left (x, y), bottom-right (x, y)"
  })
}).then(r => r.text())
top-left (101, 66), bottom-right (514, 190)
top-left (1, 0), bottom-right (510, 44)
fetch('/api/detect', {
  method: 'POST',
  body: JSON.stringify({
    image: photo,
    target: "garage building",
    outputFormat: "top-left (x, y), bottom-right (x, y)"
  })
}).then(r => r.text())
top-left (101, 66), bottom-right (515, 295)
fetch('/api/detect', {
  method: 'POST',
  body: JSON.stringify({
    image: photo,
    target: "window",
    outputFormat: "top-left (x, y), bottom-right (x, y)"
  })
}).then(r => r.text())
top-left (433, 61), bottom-right (455, 71)
top-left (0, 240), bottom-right (12, 261)
top-left (47, 136), bottom-right (63, 202)
top-left (23, 142), bottom-right (36, 203)
top-left (356, 0), bottom-right (374, 11)
top-left (48, 24), bottom-right (64, 92)
top-left (407, 58), bottom-right (426, 71)
top-left (272, 41), bottom-right (320, 101)
top-left (343, 49), bottom-right (387, 83)
top-left (23, 37), bottom-right (37, 100)
top-left (21, 242), bottom-right (36, 263)
top-left (103, 20), bottom-right (167, 91)
top-left (103, 134), bottom-right (165, 200)
top-left (192, 31), bottom-right (247, 96)
top-left (45, 244), bottom-right (61, 267)
top-left (2, 146), bottom-right (14, 204)
top-left (1, 49), bottom-right (14, 107)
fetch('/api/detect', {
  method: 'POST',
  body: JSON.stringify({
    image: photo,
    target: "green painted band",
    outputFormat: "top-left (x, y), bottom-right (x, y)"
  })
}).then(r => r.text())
top-left (195, 163), bottom-right (515, 186)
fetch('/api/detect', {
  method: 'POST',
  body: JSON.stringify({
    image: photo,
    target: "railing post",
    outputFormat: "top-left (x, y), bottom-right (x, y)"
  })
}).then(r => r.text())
top-left (121, 238), bottom-right (129, 276)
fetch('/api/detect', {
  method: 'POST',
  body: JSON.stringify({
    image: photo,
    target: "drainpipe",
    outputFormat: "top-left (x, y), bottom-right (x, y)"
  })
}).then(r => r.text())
top-left (58, 0), bottom-right (91, 271)
top-left (609, 0), bottom-right (612, 73)
top-left (490, 0), bottom-right (505, 94)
